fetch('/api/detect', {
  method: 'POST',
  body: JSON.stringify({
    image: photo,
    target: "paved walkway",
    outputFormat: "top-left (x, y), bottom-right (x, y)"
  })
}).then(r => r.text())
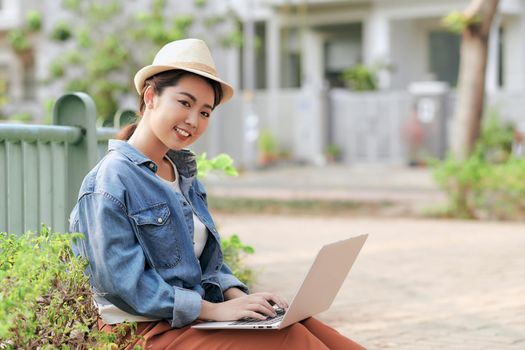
top-left (216, 214), bottom-right (525, 350)
top-left (204, 164), bottom-right (523, 349)
top-left (203, 164), bottom-right (447, 214)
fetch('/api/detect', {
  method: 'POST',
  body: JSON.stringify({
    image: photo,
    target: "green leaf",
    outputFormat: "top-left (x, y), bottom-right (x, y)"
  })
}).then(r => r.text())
top-left (26, 10), bottom-right (42, 32)
top-left (7, 29), bottom-right (30, 51)
top-left (50, 21), bottom-right (72, 41)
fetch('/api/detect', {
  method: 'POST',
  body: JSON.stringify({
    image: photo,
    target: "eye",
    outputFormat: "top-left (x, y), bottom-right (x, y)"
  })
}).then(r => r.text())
top-left (201, 111), bottom-right (210, 118)
top-left (179, 100), bottom-right (191, 108)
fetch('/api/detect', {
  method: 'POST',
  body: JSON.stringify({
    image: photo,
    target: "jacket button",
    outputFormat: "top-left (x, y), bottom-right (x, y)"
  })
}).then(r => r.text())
top-left (157, 217), bottom-right (163, 223)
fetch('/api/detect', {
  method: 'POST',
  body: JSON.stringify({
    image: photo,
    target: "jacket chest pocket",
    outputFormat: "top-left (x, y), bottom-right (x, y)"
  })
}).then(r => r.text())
top-left (131, 203), bottom-right (181, 268)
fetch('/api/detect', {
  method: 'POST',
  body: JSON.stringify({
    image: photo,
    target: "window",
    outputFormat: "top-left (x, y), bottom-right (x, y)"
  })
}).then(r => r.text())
top-left (428, 31), bottom-right (461, 87)
top-left (239, 21), bottom-right (268, 90)
top-left (321, 23), bottom-right (363, 88)
top-left (498, 25), bottom-right (504, 87)
top-left (280, 27), bottom-right (301, 88)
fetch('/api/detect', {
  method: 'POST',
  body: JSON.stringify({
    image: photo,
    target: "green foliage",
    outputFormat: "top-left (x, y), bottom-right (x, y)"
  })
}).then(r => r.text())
top-left (26, 10), bottom-right (43, 32)
top-left (46, 0), bottom-right (240, 122)
top-left (220, 27), bottom-right (243, 48)
top-left (0, 227), bottom-right (143, 348)
top-left (7, 10), bottom-right (42, 53)
top-left (432, 112), bottom-right (525, 220)
top-left (62, 0), bottom-right (81, 11)
top-left (195, 0), bottom-right (207, 8)
top-left (342, 64), bottom-right (378, 91)
top-left (325, 144), bottom-right (342, 160)
top-left (0, 73), bottom-right (8, 109)
top-left (7, 29), bottom-right (30, 52)
top-left (208, 196), bottom-right (387, 217)
top-left (50, 61), bottom-right (65, 79)
top-left (49, 0), bottom-right (193, 122)
top-left (50, 21), bottom-right (73, 41)
top-left (196, 153), bottom-right (255, 286)
top-left (221, 234), bottom-right (255, 288)
top-left (43, 98), bottom-right (55, 124)
top-left (7, 112), bottom-right (33, 123)
top-left (196, 152), bottom-right (239, 179)
top-left (442, 11), bottom-right (481, 34)
top-left (258, 129), bottom-right (278, 156)
top-left (0, 226), bottom-right (255, 347)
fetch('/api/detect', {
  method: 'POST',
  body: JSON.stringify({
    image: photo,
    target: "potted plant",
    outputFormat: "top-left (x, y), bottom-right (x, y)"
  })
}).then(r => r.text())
top-left (325, 144), bottom-right (342, 163)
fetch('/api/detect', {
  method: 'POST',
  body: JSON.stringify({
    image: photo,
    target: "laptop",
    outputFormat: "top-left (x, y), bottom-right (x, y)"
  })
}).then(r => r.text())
top-left (192, 234), bottom-right (368, 330)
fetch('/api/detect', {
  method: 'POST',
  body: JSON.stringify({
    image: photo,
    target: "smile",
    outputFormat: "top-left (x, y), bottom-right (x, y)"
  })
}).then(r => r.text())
top-left (175, 127), bottom-right (191, 138)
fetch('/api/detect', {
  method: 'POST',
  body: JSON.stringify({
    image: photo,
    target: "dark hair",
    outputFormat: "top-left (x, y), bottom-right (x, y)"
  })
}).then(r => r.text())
top-left (116, 69), bottom-right (224, 141)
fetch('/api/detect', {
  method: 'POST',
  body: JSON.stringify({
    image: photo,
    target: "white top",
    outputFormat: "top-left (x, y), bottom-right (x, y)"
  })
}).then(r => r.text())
top-left (160, 157), bottom-right (208, 258)
top-left (96, 157), bottom-right (208, 324)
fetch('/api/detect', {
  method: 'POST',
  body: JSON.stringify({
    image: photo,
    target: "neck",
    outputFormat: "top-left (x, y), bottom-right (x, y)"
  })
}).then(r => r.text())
top-left (128, 121), bottom-right (168, 168)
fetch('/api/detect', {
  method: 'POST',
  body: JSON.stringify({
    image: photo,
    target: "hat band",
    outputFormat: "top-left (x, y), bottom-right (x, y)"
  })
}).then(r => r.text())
top-left (170, 61), bottom-right (217, 77)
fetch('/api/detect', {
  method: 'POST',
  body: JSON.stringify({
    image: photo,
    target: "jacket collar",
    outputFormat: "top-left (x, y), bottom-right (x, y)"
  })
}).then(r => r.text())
top-left (108, 140), bottom-right (197, 179)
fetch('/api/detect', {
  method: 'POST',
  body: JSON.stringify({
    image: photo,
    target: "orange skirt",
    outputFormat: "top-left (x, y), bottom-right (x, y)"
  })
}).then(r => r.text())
top-left (98, 318), bottom-right (365, 350)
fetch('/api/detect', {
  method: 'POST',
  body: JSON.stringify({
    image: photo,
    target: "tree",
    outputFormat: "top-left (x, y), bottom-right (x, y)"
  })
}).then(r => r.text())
top-left (445, 0), bottom-right (500, 160)
top-left (47, 0), bottom-right (241, 124)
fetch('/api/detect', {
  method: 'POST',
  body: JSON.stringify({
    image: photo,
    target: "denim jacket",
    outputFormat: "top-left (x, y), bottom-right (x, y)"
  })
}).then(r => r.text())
top-left (69, 140), bottom-right (248, 328)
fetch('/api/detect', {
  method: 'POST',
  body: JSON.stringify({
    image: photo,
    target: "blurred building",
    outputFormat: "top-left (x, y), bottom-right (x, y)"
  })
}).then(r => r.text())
top-left (1, 0), bottom-right (524, 165)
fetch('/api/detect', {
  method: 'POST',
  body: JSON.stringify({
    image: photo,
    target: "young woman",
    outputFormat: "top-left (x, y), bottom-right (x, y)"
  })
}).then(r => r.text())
top-left (70, 38), bottom-right (365, 350)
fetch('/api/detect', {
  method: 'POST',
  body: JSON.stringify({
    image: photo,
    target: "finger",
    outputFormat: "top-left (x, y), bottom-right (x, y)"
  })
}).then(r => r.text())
top-left (243, 309), bottom-right (267, 320)
top-left (278, 296), bottom-right (289, 309)
top-left (248, 303), bottom-right (275, 317)
top-left (248, 295), bottom-right (275, 316)
top-left (258, 297), bottom-right (277, 316)
top-left (267, 294), bottom-right (289, 309)
top-left (253, 292), bottom-right (288, 309)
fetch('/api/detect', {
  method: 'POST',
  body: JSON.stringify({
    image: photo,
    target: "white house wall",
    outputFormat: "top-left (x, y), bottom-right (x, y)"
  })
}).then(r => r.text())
top-left (0, 0), bottom-right (21, 31)
top-left (502, 14), bottom-right (525, 92)
top-left (389, 19), bottom-right (427, 89)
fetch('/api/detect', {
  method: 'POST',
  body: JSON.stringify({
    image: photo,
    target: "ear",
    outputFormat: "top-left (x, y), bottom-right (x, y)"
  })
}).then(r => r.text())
top-left (144, 85), bottom-right (155, 110)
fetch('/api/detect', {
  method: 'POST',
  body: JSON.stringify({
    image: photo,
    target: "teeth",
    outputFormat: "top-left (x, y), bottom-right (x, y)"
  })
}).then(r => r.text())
top-left (175, 128), bottom-right (190, 137)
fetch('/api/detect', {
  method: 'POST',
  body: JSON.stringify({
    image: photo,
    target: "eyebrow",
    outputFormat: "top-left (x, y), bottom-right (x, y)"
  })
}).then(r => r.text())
top-left (178, 92), bottom-right (214, 110)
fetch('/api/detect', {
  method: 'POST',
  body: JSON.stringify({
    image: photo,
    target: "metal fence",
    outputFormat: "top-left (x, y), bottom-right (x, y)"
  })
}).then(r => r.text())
top-left (0, 93), bottom-right (118, 235)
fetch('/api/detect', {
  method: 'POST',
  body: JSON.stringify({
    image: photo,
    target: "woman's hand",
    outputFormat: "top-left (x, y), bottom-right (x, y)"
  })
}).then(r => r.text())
top-left (200, 292), bottom-right (289, 322)
top-left (223, 287), bottom-right (248, 300)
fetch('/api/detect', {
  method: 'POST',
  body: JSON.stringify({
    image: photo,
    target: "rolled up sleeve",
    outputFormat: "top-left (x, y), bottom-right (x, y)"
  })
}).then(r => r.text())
top-left (74, 192), bottom-right (202, 328)
top-left (217, 262), bottom-right (249, 294)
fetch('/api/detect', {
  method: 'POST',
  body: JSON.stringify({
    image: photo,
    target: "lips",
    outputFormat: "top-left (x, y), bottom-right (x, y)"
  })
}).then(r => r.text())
top-left (174, 126), bottom-right (191, 138)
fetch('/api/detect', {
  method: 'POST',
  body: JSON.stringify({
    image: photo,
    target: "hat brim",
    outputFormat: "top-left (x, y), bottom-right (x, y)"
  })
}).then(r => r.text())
top-left (134, 64), bottom-right (234, 104)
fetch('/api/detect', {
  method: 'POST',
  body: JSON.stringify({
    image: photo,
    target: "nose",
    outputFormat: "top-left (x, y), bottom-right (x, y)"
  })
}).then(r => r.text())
top-left (184, 110), bottom-right (199, 130)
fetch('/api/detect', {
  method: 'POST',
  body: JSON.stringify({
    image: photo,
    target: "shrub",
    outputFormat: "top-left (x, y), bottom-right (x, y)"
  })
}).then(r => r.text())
top-left (196, 152), bottom-right (238, 179)
top-left (50, 22), bottom-right (72, 41)
top-left (0, 227), bottom-right (256, 348)
top-left (432, 112), bottom-right (525, 220)
top-left (342, 64), bottom-right (377, 91)
top-left (0, 226), bottom-right (140, 349)
top-left (26, 10), bottom-right (42, 32)
top-left (221, 234), bottom-right (255, 288)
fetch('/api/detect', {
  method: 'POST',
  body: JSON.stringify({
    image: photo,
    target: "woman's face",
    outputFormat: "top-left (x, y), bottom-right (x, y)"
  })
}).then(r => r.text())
top-left (146, 74), bottom-right (215, 151)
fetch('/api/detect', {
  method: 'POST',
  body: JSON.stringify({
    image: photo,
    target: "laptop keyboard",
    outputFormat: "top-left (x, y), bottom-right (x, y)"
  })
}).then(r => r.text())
top-left (230, 308), bottom-right (286, 326)
top-left (230, 314), bottom-right (284, 326)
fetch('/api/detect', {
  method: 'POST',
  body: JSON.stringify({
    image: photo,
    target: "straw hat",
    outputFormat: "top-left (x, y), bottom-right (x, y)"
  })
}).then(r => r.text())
top-left (134, 38), bottom-right (234, 103)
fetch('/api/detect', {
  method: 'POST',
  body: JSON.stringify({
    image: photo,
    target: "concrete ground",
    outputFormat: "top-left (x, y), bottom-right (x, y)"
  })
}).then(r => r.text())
top-left (216, 214), bottom-right (525, 350)
top-left (204, 164), bottom-right (524, 349)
